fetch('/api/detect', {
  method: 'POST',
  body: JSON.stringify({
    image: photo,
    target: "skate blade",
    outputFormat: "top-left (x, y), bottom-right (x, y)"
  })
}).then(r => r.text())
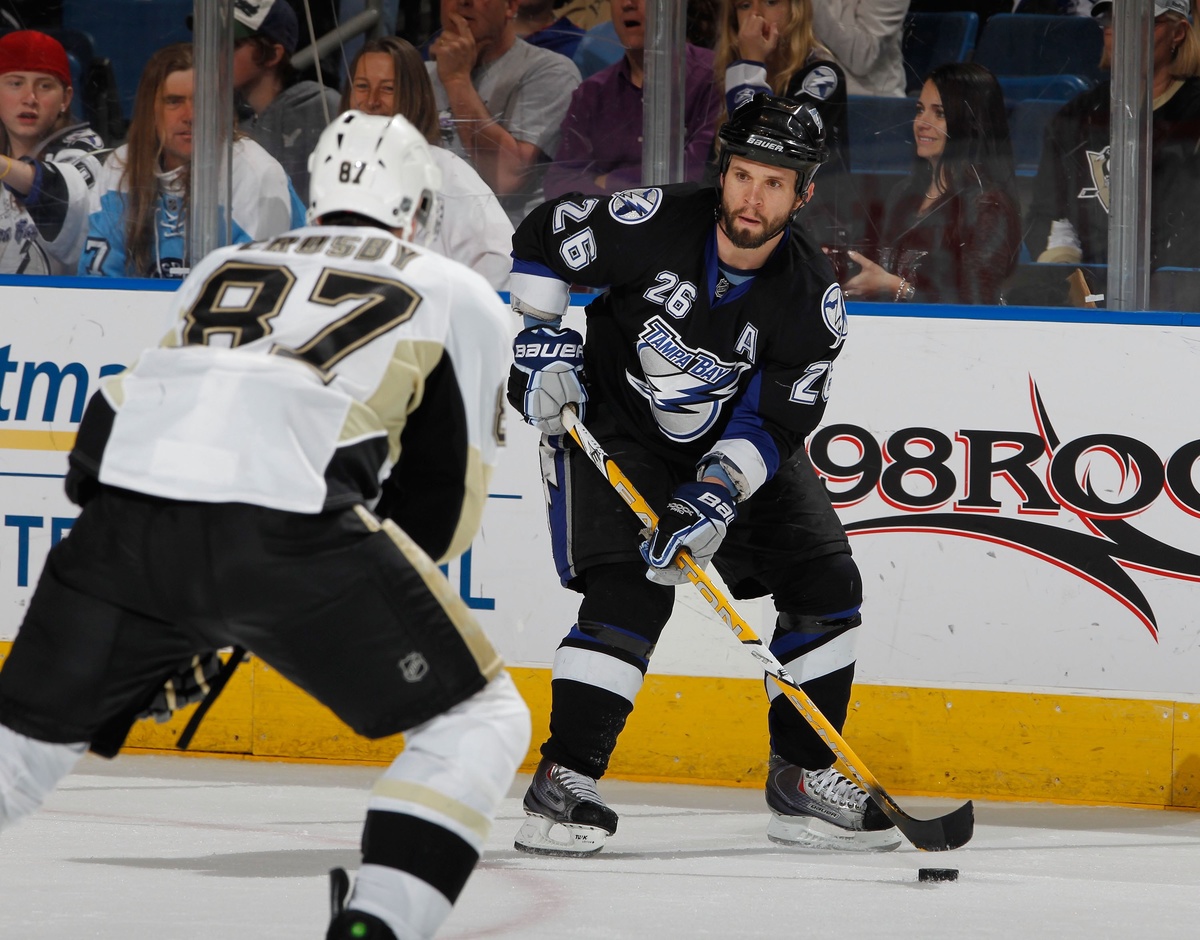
top-left (766, 813), bottom-right (902, 853)
top-left (514, 813), bottom-right (608, 857)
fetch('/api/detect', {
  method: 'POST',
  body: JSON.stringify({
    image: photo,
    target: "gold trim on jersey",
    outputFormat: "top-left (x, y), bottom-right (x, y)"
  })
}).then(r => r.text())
top-left (443, 449), bottom-right (491, 564)
top-left (352, 505), bottom-right (503, 684)
top-left (365, 339), bottom-right (445, 463)
top-left (339, 399), bottom-right (386, 444)
top-left (367, 779), bottom-right (492, 841)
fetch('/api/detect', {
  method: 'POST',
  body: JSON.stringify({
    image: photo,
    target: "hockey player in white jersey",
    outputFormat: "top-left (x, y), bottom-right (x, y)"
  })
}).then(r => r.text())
top-left (0, 111), bottom-right (529, 940)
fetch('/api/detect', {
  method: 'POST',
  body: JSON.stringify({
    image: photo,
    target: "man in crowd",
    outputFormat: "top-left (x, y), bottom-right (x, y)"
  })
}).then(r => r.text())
top-left (427, 0), bottom-right (581, 222)
top-left (231, 0), bottom-right (341, 203)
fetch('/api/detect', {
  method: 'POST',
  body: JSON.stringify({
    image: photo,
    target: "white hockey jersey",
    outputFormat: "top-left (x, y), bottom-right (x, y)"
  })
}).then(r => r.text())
top-left (0, 123), bottom-right (105, 275)
top-left (69, 225), bottom-right (512, 563)
top-left (428, 147), bottom-right (514, 292)
top-left (80, 137), bottom-right (306, 279)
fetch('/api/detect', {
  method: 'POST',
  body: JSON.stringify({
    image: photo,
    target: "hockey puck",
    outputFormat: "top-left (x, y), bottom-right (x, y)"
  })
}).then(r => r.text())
top-left (918, 868), bottom-right (958, 883)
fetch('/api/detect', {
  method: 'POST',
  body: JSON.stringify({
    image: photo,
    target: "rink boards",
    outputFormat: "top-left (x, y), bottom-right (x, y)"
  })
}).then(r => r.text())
top-left (1, 277), bottom-right (1199, 808)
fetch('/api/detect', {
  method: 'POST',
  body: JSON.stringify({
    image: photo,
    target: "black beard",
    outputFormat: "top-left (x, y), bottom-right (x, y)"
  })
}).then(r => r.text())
top-left (717, 201), bottom-right (790, 250)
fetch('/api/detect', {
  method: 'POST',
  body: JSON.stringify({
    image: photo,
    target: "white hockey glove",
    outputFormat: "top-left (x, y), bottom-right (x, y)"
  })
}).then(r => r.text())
top-left (508, 324), bottom-right (588, 436)
top-left (640, 482), bottom-right (737, 585)
top-left (136, 652), bottom-right (222, 723)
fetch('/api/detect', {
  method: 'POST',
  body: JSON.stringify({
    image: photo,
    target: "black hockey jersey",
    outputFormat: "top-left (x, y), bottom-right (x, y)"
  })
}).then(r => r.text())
top-left (1026, 77), bottom-right (1200, 268)
top-left (510, 184), bottom-right (848, 498)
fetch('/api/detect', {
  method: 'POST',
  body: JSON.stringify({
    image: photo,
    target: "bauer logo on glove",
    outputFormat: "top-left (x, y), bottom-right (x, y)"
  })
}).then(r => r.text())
top-left (640, 481), bottom-right (737, 585)
top-left (507, 324), bottom-right (589, 436)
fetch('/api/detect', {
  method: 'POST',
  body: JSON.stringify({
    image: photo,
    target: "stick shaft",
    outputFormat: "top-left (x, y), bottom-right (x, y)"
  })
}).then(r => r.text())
top-left (561, 407), bottom-right (973, 850)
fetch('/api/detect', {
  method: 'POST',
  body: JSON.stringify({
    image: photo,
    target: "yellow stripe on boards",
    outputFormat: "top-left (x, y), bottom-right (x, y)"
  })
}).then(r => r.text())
top-left (1, 641), bottom-right (1196, 809)
top-left (0, 430), bottom-right (76, 451)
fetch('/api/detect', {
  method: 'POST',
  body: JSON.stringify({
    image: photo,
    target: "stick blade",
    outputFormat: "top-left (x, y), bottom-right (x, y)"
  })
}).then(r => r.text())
top-left (890, 799), bottom-right (974, 852)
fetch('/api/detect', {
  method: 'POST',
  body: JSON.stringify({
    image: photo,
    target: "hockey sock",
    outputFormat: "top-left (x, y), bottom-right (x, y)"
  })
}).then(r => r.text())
top-left (347, 671), bottom-right (529, 938)
top-left (0, 723), bottom-right (86, 830)
top-left (766, 610), bottom-right (860, 769)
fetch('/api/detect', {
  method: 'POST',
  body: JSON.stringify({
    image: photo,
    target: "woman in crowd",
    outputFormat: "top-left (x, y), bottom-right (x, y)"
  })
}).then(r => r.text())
top-left (341, 36), bottom-right (514, 291)
top-left (712, 0), bottom-right (856, 245)
top-left (0, 30), bottom-right (104, 275)
top-left (842, 62), bottom-right (1022, 305)
top-left (80, 43), bottom-right (304, 279)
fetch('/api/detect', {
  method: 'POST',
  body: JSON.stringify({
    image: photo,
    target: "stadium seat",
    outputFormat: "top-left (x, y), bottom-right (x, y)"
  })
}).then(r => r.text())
top-left (1150, 267), bottom-right (1200, 313)
top-left (974, 14), bottom-right (1106, 86)
top-left (998, 74), bottom-right (1090, 104)
top-left (1008, 98), bottom-right (1066, 177)
top-left (62, 0), bottom-right (193, 121)
top-left (573, 20), bottom-right (623, 81)
top-left (846, 95), bottom-right (915, 175)
top-left (901, 11), bottom-right (979, 95)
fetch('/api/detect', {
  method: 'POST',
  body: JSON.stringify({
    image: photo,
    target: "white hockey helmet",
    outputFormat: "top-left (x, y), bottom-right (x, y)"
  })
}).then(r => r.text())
top-left (307, 111), bottom-right (442, 243)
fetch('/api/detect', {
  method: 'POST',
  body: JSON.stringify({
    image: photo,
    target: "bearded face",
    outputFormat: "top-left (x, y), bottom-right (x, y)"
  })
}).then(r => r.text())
top-left (718, 156), bottom-right (805, 250)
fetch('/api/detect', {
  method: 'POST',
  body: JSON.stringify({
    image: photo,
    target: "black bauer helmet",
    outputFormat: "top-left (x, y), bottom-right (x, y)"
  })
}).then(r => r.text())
top-left (718, 93), bottom-right (829, 195)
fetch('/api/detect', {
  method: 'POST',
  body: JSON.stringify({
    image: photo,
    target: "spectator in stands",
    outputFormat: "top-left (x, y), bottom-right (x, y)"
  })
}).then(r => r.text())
top-left (811, 0), bottom-right (908, 98)
top-left (841, 62), bottom-right (1021, 304)
top-left (713, 0), bottom-right (857, 244)
top-left (0, 30), bottom-right (103, 275)
top-left (79, 43), bottom-right (305, 279)
top-left (231, 0), bottom-right (339, 204)
top-left (514, 0), bottom-right (585, 59)
top-left (342, 36), bottom-right (515, 290)
top-left (427, 0), bottom-right (581, 222)
top-left (543, 0), bottom-right (721, 199)
top-left (1026, 0), bottom-right (1200, 270)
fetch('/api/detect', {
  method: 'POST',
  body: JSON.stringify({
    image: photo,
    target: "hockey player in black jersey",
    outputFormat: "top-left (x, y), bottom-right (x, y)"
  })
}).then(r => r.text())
top-left (0, 112), bottom-right (530, 939)
top-left (507, 93), bottom-right (901, 855)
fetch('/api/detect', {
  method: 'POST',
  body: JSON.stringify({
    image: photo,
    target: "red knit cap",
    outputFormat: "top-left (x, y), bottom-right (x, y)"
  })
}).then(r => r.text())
top-left (0, 31), bottom-right (72, 89)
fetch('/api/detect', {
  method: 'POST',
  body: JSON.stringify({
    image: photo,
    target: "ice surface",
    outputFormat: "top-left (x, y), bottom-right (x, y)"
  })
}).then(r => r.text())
top-left (2, 754), bottom-right (1199, 938)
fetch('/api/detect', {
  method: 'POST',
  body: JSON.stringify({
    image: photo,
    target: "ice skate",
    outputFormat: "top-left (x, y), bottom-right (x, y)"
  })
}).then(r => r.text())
top-left (325, 867), bottom-right (397, 940)
top-left (764, 756), bottom-right (901, 853)
top-left (514, 758), bottom-right (619, 857)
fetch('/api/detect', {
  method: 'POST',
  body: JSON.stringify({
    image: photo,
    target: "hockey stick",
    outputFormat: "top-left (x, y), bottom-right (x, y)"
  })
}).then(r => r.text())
top-left (560, 407), bottom-right (974, 852)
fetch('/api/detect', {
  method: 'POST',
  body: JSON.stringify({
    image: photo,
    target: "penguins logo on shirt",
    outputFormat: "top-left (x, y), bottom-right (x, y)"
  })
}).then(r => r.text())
top-left (822, 284), bottom-right (848, 349)
top-left (626, 316), bottom-right (751, 442)
top-left (609, 188), bottom-right (664, 225)
top-left (801, 66), bottom-right (839, 101)
top-left (1080, 146), bottom-right (1112, 213)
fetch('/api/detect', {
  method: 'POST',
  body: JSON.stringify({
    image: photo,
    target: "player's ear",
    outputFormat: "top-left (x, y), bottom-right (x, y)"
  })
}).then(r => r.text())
top-left (793, 182), bottom-right (814, 212)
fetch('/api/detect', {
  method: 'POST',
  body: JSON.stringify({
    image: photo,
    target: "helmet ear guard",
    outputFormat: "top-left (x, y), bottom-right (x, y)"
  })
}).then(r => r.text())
top-left (307, 111), bottom-right (443, 244)
top-left (718, 92), bottom-right (829, 196)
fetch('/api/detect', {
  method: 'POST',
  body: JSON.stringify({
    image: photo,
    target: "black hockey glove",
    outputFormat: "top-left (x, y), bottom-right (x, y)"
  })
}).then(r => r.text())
top-left (508, 324), bottom-right (588, 436)
top-left (136, 652), bottom-right (222, 724)
top-left (640, 482), bottom-right (736, 585)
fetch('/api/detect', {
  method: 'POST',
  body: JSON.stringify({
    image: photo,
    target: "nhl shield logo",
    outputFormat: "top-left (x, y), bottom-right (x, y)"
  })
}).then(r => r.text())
top-left (398, 652), bottom-right (429, 683)
top-left (609, 187), bottom-right (663, 224)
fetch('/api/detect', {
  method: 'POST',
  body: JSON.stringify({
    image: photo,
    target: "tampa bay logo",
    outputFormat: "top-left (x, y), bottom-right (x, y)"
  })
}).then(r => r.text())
top-left (810, 378), bottom-right (1200, 639)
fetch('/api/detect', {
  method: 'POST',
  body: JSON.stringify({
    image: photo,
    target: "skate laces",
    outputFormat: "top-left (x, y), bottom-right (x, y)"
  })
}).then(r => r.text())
top-left (804, 768), bottom-right (868, 811)
top-left (548, 763), bottom-right (605, 804)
